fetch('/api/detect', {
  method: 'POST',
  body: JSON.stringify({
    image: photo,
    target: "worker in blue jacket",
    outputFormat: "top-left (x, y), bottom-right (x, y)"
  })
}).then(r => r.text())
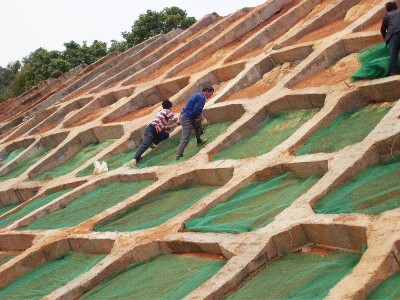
top-left (176, 83), bottom-right (214, 160)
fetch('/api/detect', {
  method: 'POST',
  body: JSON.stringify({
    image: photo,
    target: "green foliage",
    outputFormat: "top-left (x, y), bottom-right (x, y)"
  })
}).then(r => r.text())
top-left (122, 6), bottom-right (196, 47)
top-left (0, 6), bottom-right (196, 102)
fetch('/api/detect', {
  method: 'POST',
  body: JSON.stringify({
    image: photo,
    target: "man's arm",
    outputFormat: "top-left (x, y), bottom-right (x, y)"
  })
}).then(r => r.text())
top-left (381, 16), bottom-right (388, 39)
top-left (192, 95), bottom-right (206, 119)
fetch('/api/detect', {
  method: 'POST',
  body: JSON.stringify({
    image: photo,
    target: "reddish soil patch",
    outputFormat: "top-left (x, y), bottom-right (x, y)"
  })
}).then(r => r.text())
top-left (66, 106), bottom-right (109, 128)
top-left (293, 53), bottom-right (360, 89)
top-left (35, 123), bottom-right (59, 135)
top-left (363, 21), bottom-right (381, 32)
top-left (223, 62), bottom-right (296, 101)
top-left (295, 18), bottom-right (350, 45)
top-left (111, 105), bottom-right (158, 123)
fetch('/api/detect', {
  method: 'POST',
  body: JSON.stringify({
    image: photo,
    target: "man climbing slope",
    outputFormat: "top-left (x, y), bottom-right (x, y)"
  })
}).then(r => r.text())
top-left (176, 83), bottom-right (214, 160)
top-left (381, 2), bottom-right (400, 75)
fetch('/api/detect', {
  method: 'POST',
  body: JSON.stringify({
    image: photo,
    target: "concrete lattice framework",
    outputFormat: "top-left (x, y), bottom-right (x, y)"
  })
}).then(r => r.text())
top-left (0, 0), bottom-right (399, 298)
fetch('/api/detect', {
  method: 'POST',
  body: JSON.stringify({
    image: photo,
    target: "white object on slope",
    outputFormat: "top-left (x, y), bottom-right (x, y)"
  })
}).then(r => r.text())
top-left (93, 160), bottom-right (108, 175)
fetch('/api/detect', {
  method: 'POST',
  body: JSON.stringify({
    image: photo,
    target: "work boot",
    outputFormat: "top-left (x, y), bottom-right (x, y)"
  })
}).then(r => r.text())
top-left (176, 154), bottom-right (183, 161)
top-left (197, 138), bottom-right (208, 146)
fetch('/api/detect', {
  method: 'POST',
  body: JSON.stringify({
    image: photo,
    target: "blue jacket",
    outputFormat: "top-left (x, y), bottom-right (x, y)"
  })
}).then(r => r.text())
top-left (181, 92), bottom-right (206, 121)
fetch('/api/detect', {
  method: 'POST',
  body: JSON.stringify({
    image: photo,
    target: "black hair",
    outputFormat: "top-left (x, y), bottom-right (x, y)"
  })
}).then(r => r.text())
top-left (162, 99), bottom-right (172, 109)
top-left (201, 83), bottom-right (214, 93)
top-left (386, 2), bottom-right (398, 12)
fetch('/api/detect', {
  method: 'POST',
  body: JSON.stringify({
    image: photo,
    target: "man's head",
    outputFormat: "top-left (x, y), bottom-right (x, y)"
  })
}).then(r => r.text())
top-left (386, 2), bottom-right (398, 12)
top-left (162, 99), bottom-right (173, 109)
top-left (201, 83), bottom-right (214, 99)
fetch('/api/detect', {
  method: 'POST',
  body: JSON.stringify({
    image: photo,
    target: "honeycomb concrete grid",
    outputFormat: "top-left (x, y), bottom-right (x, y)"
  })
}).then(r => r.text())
top-left (0, 0), bottom-right (400, 298)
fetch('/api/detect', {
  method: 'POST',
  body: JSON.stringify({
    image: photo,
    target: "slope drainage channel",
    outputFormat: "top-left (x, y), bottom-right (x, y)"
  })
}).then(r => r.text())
top-left (136, 121), bottom-right (233, 168)
top-left (225, 248), bottom-right (361, 299)
top-left (96, 184), bottom-right (216, 232)
top-left (314, 154), bottom-right (400, 215)
top-left (20, 179), bottom-right (155, 230)
top-left (213, 109), bottom-right (319, 160)
top-left (0, 188), bottom-right (73, 229)
top-left (81, 252), bottom-right (225, 299)
top-left (296, 103), bottom-right (392, 155)
top-left (32, 139), bottom-right (115, 181)
top-left (186, 171), bottom-right (321, 234)
top-left (0, 252), bottom-right (105, 300)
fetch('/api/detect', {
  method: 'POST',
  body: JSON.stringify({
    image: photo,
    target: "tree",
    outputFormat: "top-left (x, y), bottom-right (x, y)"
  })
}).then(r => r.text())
top-left (122, 7), bottom-right (196, 47)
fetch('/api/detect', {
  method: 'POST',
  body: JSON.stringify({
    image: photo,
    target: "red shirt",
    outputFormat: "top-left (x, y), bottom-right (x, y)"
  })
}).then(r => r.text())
top-left (149, 109), bottom-right (179, 133)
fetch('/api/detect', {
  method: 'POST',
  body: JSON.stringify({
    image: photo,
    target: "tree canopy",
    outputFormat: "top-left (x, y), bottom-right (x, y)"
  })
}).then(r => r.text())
top-left (0, 6), bottom-right (196, 102)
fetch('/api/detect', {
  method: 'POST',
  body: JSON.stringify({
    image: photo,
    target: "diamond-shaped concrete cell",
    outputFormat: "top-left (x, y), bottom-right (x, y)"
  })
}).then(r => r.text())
top-left (18, 173), bottom-right (157, 230)
top-left (0, 237), bottom-right (113, 299)
top-left (185, 161), bottom-right (326, 234)
top-left (210, 93), bottom-right (324, 160)
top-left (0, 181), bottom-right (86, 230)
top-left (28, 96), bottom-right (93, 135)
top-left (95, 167), bottom-right (233, 232)
top-left (0, 133), bottom-right (68, 182)
top-left (294, 85), bottom-right (397, 156)
top-left (63, 87), bottom-right (135, 128)
top-left (0, 233), bottom-right (35, 267)
top-left (102, 77), bottom-right (190, 124)
top-left (0, 187), bottom-right (40, 219)
top-left (312, 133), bottom-right (400, 215)
top-left (28, 126), bottom-right (123, 181)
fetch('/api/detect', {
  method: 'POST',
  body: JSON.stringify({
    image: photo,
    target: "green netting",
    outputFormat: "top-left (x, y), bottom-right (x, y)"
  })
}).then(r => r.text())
top-left (21, 180), bottom-right (154, 230)
top-left (185, 172), bottom-right (321, 234)
top-left (226, 250), bottom-right (361, 299)
top-left (351, 43), bottom-right (395, 81)
top-left (77, 147), bottom-right (138, 177)
top-left (0, 203), bottom-right (19, 217)
top-left (0, 189), bottom-right (72, 229)
top-left (0, 252), bottom-right (17, 267)
top-left (0, 251), bottom-right (105, 300)
top-left (368, 270), bottom-right (400, 299)
top-left (1, 147), bottom-right (25, 166)
top-left (213, 109), bottom-right (319, 160)
top-left (296, 104), bottom-right (391, 155)
top-left (82, 253), bottom-right (225, 300)
top-left (137, 122), bottom-right (232, 168)
top-left (33, 139), bottom-right (115, 181)
top-left (314, 154), bottom-right (400, 215)
top-left (96, 185), bottom-right (215, 232)
top-left (0, 148), bottom-right (51, 182)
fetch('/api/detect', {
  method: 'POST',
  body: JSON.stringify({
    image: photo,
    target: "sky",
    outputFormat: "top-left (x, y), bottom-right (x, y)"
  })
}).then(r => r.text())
top-left (0, 0), bottom-right (267, 67)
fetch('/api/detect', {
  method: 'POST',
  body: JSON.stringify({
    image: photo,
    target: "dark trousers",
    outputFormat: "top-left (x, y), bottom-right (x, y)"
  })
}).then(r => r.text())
top-left (389, 32), bottom-right (400, 75)
top-left (134, 125), bottom-right (169, 161)
top-left (176, 115), bottom-right (203, 156)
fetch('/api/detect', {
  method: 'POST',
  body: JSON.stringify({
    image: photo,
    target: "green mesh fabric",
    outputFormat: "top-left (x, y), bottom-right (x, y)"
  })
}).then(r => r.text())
top-left (137, 122), bottom-right (232, 168)
top-left (185, 173), bottom-right (321, 234)
top-left (1, 148), bottom-right (25, 166)
top-left (368, 271), bottom-right (400, 299)
top-left (82, 253), bottom-right (225, 300)
top-left (0, 252), bottom-right (17, 267)
top-left (226, 250), bottom-right (361, 299)
top-left (0, 203), bottom-right (19, 217)
top-left (0, 251), bottom-right (105, 300)
top-left (314, 155), bottom-right (400, 215)
top-left (77, 147), bottom-right (138, 177)
top-left (351, 43), bottom-right (393, 81)
top-left (296, 104), bottom-right (391, 155)
top-left (21, 181), bottom-right (154, 230)
top-left (0, 148), bottom-right (51, 182)
top-left (213, 109), bottom-right (318, 160)
top-left (96, 185), bottom-right (215, 232)
top-left (33, 140), bottom-right (115, 181)
top-left (0, 189), bottom-right (72, 229)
